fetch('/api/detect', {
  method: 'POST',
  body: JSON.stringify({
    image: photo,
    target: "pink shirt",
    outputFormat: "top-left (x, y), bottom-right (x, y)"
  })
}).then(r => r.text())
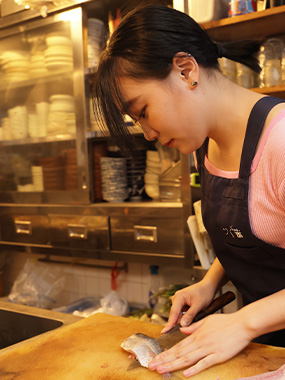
top-left (205, 110), bottom-right (285, 249)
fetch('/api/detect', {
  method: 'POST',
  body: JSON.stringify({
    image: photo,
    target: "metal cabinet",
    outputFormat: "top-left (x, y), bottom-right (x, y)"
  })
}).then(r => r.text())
top-left (110, 216), bottom-right (184, 255)
top-left (49, 214), bottom-right (110, 251)
top-left (0, 213), bottom-right (50, 245)
top-left (0, 7), bottom-right (90, 204)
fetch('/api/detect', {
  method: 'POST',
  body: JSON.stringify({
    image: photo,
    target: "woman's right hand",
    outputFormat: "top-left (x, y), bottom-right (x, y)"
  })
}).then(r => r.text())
top-left (161, 280), bottom-right (216, 333)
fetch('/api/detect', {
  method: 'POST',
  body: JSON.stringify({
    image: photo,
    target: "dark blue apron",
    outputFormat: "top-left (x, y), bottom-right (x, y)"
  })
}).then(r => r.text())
top-left (196, 96), bottom-right (285, 347)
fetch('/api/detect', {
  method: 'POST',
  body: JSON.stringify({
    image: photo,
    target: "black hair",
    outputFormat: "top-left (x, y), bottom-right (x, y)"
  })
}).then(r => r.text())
top-left (92, 4), bottom-right (262, 155)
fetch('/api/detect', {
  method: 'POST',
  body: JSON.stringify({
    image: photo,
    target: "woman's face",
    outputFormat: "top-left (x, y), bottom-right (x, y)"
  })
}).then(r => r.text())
top-left (119, 69), bottom-right (210, 155)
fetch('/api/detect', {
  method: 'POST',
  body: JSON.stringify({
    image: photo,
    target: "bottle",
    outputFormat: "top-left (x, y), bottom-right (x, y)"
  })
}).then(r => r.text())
top-left (148, 265), bottom-right (160, 309)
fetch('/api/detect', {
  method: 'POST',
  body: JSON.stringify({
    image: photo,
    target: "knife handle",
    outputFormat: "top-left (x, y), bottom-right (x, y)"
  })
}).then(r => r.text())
top-left (193, 291), bottom-right (236, 322)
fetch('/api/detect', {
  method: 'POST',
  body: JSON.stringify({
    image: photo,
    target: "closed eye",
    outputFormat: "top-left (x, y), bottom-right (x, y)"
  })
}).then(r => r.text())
top-left (130, 106), bottom-right (146, 125)
top-left (137, 106), bottom-right (146, 122)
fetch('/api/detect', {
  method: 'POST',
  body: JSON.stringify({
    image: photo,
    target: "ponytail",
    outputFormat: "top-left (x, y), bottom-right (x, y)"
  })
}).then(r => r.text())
top-left (215, 40), bottom-right (262, 73)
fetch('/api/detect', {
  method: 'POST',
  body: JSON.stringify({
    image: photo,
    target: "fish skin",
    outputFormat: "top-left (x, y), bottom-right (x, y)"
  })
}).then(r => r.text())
top-left (121, 332), bottom-right (185, 379)
top-left (121, 333), bottom-right (161, 368)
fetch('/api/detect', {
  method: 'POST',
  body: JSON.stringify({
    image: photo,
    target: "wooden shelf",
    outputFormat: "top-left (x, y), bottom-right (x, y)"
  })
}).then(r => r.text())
top-left (202, 5), bottom-right (285, 42)
top-left (251, 85), bottom-right (285, 98)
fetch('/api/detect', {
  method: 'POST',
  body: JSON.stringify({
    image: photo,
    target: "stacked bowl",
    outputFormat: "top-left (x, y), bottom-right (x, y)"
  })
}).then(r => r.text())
top-left (41, 156), bottom-right (64, 191)
top-left (1, 51), bottom-right (30, 82)
top-left (32, 166), bottom-right (44, 191)
top-left (64, 149), bottom-right (78, 190)
top-left (8, 105), bottom-right (28, 140)
top-left (100, 157), bottom-right (128, 202)
top-left (48, 94), bottom-right (76, 135)
top-left (144, 150), bottom-right (162, 199)
top-left (44, 34), bottom-right (73, 71)
top-left (87, 18), bottom-right (105, 68)
top-left (30, 51), bottom-right (47, 77)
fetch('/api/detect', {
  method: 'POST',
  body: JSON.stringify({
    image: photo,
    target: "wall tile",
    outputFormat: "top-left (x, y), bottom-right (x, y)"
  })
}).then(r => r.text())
top-left (99, 277), bottom-right (111, 297)
top-left (86, 276), bottom-right (100, 298)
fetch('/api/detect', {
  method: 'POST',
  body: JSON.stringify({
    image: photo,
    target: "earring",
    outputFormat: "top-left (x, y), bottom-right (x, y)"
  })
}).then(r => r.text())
top-left (191, 80), bottom-right (198, 86)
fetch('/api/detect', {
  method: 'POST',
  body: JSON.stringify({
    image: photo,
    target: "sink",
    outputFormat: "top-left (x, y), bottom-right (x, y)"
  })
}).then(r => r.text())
top-left (0, 300), bottom-right (81, 351)
top-left (0, 309), bottom-right (63, 349)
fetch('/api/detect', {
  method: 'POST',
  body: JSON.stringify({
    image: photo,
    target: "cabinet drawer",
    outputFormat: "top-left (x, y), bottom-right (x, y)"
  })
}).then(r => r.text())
top-left (49, 215), bottom-right (109, 250)
top-left (0, 214), bottom-right (49, 245)
top-left (110, 216), bottom-right (184, 255)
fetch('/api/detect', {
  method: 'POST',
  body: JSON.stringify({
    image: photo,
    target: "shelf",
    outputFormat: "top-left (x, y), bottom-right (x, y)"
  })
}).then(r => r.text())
top-left (0, 69), bottom-right (74, 92)
top-left (202, 5), bottom-right (285, 42)
top-left (0, 133), bottom-right (76, 147)
top-left (251, 85), bottom-right (285, 98)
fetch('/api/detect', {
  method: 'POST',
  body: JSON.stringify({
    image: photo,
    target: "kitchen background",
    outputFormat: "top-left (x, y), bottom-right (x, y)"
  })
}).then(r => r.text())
top-left (0, 0), bottom-right (284, 319)
top-left (1, 250), bottom-right (239, 314)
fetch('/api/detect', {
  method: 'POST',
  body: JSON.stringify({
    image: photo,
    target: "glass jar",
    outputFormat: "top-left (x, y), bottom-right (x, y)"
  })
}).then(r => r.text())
top-left (263, 41), bottom-right (283, 87)
top-left (236, 63), bottom-right (254, 88)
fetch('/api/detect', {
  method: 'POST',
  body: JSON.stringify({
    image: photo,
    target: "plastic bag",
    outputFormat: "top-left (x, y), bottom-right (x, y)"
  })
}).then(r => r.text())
top-left (8, 258), bottom-right (65, 309)
top-left (80, 290), bottom-right (128, 317)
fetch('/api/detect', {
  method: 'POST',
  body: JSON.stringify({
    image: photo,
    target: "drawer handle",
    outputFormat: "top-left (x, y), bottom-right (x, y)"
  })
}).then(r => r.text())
top-left (134, 225), bottom-right (157, 243)
top-left (15, 220), bottom-right (32, 235)
top-left (68, 224), bottom-right (87, 239)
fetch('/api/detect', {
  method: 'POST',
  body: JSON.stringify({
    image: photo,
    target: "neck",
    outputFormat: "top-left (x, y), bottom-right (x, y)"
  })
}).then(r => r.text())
top-left (202, 71), bottom-right (263, 171)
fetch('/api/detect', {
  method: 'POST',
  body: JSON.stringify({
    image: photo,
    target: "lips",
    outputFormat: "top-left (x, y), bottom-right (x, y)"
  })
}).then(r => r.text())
top-left (162, 139), bottom-right (174, 147)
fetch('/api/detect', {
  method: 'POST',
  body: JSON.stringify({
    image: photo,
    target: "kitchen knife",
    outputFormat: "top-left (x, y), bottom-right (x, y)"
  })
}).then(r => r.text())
top-left (127, 291), bottom-right (236, 370)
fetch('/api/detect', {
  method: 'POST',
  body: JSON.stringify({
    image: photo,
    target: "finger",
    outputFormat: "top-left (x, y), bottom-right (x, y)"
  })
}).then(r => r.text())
top-left (150, 334), bottom-right (196, 369)
top-left (180, 306), bottom-right (202, 327)
top-left (163, 298), bottom-right (188, 332)
top-left (183, 354), bottom-right (217, 378)
top-left (180, 319), bottom-right (203, 334)
top-left (161, 311), bottom-right (183, 333)
top-left (155, 348), bottom-right (206, 375)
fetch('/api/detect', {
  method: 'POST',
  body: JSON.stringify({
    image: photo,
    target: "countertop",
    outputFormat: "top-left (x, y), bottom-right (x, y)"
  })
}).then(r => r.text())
top-left (0, 311), bottom-right (284, 379)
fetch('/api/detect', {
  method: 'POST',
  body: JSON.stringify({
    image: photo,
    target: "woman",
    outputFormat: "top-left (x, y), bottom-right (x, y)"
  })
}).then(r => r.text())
top-left (92, 4), bottom-right (285, 378)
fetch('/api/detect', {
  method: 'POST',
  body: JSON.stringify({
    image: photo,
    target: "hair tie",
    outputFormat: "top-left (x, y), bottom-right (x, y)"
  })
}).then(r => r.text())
top-left (216, 43), bottom-right (224, 58)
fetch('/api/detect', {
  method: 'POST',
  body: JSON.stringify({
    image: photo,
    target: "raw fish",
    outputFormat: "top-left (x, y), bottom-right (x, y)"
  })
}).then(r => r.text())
top-left (121, 332), bottom-right (183, 379)
top-left (121, 332), bottom-right (161, 368)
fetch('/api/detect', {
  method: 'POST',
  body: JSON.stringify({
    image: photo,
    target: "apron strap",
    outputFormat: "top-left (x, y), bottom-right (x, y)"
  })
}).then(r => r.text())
top-left (239, 96), bottom-right (285, 179)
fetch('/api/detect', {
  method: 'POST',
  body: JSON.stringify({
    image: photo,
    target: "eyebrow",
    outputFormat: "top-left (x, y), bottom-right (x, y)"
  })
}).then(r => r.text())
top-left (123, 95), bottom-right (141, 114)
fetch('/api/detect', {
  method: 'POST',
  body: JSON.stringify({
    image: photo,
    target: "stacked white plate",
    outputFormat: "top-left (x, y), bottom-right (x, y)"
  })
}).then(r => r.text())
top-left (28, 113), bottom-right (38, 138)
top-left (30, 52), bottom-right (47, 76)
top-left (87, 18), bottom-right (105, 68)
top-left (17, 184), bottom-right (34, 192)
top-left (47, 94), bottom-right (76, 135)
top-left (36, 102), bottom-right (49, 137)
top-left (100, 157), bottom-right (128, 202)
top-left (1, 51), bottom-right (30, 82)
top-left (44, 34), bottom-right (73, 71)
top-left (8, 105), bottom-right (28, 139)
top-left (32, 166), bottom-right (44, 191)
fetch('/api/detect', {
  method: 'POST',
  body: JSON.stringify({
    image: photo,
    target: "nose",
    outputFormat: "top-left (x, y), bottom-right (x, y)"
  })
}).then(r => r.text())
top-left (142, 124), bottom-right (158, 141)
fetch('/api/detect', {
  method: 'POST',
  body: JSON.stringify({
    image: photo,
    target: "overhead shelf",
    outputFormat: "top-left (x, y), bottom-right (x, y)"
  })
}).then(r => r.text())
top-left (202, 5), bottom-right (285, 42)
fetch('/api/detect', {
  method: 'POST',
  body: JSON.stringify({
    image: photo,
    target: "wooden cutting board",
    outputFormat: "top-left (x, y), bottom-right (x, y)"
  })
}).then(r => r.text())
top-left (0, 312), bottom-right (284, 380)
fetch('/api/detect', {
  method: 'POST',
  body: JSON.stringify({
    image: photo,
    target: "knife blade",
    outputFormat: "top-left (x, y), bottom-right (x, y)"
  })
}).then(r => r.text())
top-left (127, 291), bottom-right (235, 370)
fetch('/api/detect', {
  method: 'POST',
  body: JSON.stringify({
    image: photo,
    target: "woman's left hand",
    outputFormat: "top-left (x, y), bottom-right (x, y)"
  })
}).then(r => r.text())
top-left (149, 312), bottom-right (253, 378)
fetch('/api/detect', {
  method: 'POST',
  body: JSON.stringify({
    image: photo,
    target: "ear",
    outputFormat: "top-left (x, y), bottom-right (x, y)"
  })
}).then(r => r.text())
top-left (172, 53), bottom-right (199, 88)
